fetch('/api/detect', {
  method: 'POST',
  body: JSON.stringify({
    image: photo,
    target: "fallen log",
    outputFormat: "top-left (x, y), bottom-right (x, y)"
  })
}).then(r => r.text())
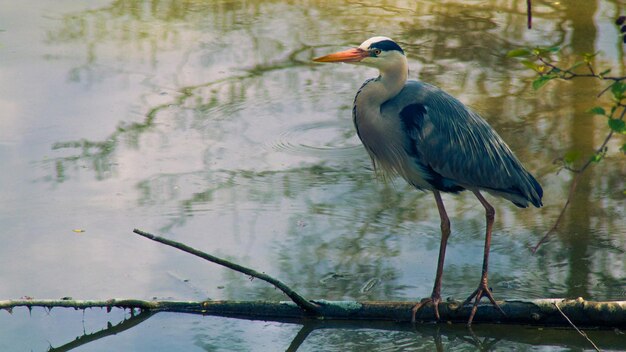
top-left (1, 228), bottom-right (623, 352)
top-left (1, 297), bottom-right (624, 327)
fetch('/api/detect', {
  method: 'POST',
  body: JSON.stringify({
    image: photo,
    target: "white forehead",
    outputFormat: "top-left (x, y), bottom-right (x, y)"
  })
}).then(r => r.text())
top-left (358, 36), bottom-right (394, 50)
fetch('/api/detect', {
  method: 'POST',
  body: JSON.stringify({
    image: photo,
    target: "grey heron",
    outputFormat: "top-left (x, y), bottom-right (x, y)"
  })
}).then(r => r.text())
top-left (313, 36), bottom-right (543, 325)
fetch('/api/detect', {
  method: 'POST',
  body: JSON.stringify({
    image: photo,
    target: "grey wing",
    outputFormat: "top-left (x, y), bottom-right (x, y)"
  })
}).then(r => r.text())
top-left (382, 81), bottom-right (543, 208)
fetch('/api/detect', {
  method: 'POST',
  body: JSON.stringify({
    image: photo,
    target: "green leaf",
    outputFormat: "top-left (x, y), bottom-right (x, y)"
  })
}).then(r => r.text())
top-left (599, 68), bottom-right (611, 77)
top-left (532, 75), bottom-right (554, 90)
top-left (521, 59), bottom-right (538, 69)
top-left (590, 154), bottom-right (604, 163)
top-left (563, 150), bottom-right (581, 164)
top-left (583, 51), bottom-right (600, 63)
top-left (587, 106), bottom-right (606, 116)
top-left (507, 48), bottom-right (532, 58)
top-left (608, 118), bottom-right (626, 134)
top-left (521, 60), bottom-right (542, 72)
top-left (621, 143), bottom-right (626, 154)
top-left (546, 45), bottom-right (561, 53)
top-left (611, 81), bottom-right (626, 100)
top-left (531, 46), bottom-right (560, 57)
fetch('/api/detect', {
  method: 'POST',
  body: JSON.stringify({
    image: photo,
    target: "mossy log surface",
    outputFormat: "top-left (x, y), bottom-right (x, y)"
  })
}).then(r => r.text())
top-left (1, 297), bottom-right (624, 327)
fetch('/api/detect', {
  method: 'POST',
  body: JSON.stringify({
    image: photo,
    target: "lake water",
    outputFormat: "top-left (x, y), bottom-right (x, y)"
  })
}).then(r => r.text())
top-left (0, 0), bottom-right (624, 351)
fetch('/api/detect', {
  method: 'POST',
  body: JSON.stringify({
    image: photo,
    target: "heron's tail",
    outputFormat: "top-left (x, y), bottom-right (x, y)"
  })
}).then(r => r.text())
top-left (527, 172), bottom-right (543, 208)
top-left (509, 171), bottom-right (543, 208)
top-left (484, 170), bottom-right (543, 208)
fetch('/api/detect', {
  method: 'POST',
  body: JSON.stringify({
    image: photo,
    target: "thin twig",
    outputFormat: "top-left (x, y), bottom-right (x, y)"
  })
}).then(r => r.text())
top-left (531, 51), bottom-right (625, 252)
top-left (531, 173), bottom-right (578, 253)
top-left (533, 113), bottom-right (619, 252)
top-left (596, 82), bottom-right (614, 98)
top-left (527, 0), bottom-right (532, 29)
top-left (536, 56), bottom-right (626, 82)
top-left (132, 228), bottom-right (320, 314)
top-left (553, 302), bottom-right (602, 352)
top-left (587, 62), bottom-right (596, 76)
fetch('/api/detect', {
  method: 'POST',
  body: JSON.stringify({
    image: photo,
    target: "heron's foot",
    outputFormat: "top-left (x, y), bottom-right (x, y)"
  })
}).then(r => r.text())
top-left (461, 281), bottom-right (506, 326)
top-left (411, 294), bottom-right (442, 323)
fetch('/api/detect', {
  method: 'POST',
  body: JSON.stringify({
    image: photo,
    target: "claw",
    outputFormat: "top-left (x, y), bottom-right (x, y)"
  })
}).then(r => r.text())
top-left (411, 295), bottom-right (442, 323)
top-left (462, 282), bottom-right (506, 325)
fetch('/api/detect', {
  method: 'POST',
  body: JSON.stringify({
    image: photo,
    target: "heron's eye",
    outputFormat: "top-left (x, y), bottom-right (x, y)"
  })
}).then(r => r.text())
top-left (373, 49), bottom-right (382, 56)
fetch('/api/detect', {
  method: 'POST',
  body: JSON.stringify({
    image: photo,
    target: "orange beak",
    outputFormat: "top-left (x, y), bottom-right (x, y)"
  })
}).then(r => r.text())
top-left (313, 48), bottom-right (369, 63)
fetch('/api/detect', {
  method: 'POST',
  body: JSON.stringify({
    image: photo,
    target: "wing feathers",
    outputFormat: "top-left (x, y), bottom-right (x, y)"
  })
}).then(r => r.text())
top-left (382, 80), bottom-right (543, 207)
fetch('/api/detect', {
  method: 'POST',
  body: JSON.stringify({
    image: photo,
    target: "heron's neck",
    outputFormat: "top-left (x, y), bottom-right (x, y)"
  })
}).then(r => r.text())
top-left (356, 57), bottom-right (408, 111)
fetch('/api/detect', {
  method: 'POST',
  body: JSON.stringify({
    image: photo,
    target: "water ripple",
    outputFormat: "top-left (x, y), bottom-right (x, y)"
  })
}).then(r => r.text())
top-left (268, 120), bottom-right (363, 159)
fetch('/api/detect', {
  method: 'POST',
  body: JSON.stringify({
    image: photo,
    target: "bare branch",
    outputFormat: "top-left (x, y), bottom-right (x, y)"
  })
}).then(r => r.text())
top-left (553, 301), bottom-right (602, 351)
top-left (533, 108), bottom-right (621, 253)
top-left (48, 311), bottom-right (152, 352)
top-left (131, 228), bottom-right (320, 314)
top-left (527, 0), bottom-right (532, 29)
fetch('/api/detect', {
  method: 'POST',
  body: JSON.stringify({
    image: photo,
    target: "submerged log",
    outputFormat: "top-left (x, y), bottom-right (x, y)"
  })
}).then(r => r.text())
top-left (1, 297), bottom-right (624, 328)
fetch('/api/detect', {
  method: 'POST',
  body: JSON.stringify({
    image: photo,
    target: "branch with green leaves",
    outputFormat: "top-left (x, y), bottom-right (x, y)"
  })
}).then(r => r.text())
top-left (507, 46), bottom-right (626, 151)
top-left (507, 17), bottom-right (626, 252)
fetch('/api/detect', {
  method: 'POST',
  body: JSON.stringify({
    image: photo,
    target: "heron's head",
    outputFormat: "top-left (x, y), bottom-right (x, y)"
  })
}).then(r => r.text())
top-left (313, 36), bottom-right (406, 70)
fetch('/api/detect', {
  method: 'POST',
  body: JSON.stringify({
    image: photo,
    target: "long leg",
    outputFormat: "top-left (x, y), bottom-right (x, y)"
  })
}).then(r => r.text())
top-left (412, 190), bottom-right (450, 322)
top-left (462, 190), bottom-right (506, 325)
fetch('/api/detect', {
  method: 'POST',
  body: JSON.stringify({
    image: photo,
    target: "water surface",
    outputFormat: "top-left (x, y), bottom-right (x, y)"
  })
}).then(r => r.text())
top-left (0, 0), bottom-right (624, 350)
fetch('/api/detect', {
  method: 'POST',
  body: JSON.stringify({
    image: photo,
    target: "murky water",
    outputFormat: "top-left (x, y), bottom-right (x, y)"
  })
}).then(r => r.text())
top-left (0, 0), bottom-right (624, 351)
